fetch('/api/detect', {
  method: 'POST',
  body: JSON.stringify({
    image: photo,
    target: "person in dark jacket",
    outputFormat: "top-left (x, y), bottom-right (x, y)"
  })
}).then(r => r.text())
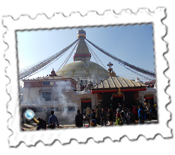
top-left (100, 108), bottom-right (107, 126)
top-left (120, 110), bottom-right (128, 125)
top-left (95, 106), bottom-right (100, 125)
top-left (36, 117), bottom-right (46, 130)
top-left (90, 119), bottom-right (97, 127)
top-left (138, 105), bottom-right (146, 124)
top-left (151, 103), bottom-right (157, 118)
top-left (107, 108), bottom-right (113, 126)
top-left (90, 109), bottom-right (96, 119)
top-left (126, 109), bottom-right (135, 124)
top-left (116, 103), bottom-right (122, 114)
top-left (48, 111), bottom-right (59, 129)
top-left (75, 109), bottom-right (83, 127)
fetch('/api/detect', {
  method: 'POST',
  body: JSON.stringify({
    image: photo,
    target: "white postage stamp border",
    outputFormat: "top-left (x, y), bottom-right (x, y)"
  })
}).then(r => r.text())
top-left (2, 7), bottom-right (172, 147)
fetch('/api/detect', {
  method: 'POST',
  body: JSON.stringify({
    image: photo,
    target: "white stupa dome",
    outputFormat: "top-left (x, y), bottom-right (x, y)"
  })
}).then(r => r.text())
top-left (56, 61), bottom-right (108, 83)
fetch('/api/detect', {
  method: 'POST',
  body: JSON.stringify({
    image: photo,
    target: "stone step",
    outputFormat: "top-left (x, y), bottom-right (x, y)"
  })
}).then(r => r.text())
top-left (22, 124), bottom-right (33, 129)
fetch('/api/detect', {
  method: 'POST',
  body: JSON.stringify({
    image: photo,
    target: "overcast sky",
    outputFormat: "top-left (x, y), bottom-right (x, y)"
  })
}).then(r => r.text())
top-left (17, 23), bottom-right (155, 84)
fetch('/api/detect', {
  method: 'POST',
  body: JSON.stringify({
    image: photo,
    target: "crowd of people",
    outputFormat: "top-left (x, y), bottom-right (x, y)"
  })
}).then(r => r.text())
top-left (75, 102), bottom-right (158, 127)
top-left (23, 101), bottom-right (157, 131)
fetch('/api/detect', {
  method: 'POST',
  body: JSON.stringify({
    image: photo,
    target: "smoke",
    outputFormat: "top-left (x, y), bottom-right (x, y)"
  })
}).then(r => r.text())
top-left (86, 73), bottom-right (103, 85)
top-left (52, 80), bottom-right (78, 124)
top-left (21, 80), bottom-right (79, 125)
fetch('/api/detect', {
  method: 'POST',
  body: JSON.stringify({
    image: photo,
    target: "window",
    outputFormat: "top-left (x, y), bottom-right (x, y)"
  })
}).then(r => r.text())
top-left (43, 81), bottom-right (50, 85)
top-left (21, 107), bottom-right (42, 113)
top-left (42, 92), bottom-right (52, 101)
top-left (55, 107), bottom-right (59, 111)
top-left (67, 106), bottom-right (76, 111)
top-left (30, 107), bottom-right (43, 112)
top-left (47, 107), bottom-right (59, 112)
top-left (47, 107), bottom-right (53, 111)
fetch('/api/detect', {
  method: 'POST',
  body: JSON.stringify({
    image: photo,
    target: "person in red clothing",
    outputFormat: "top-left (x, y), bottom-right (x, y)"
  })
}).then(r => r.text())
top-left (132, 105), bottom-right (138, 121)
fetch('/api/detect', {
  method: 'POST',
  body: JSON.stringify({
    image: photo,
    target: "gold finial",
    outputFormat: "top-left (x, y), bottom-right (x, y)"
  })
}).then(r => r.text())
top-left (107, 62), bottom-right (116, 76)
top-left (109, 72), bottom-right (116, 76)
top-left (112, 87), bottom-right (123, 98)
top-left (107, 62), bottom-right (113, 67)
top-left (117, 87), bottom-right (123, 96)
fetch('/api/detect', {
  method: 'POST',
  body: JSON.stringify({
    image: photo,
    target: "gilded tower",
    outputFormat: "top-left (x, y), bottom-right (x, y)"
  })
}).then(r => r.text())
top-left (73, 29), bottom-right (91, 61)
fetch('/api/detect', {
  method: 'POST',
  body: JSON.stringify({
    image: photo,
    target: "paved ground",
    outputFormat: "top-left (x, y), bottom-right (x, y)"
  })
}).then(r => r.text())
top-left (22, 120), bottom-right (158, 131)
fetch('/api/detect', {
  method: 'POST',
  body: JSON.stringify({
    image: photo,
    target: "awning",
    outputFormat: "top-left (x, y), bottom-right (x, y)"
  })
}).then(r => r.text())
top-left (144, 96), bottom-right (153, 100)
top-left (81, 99), bottom-right (91, 103)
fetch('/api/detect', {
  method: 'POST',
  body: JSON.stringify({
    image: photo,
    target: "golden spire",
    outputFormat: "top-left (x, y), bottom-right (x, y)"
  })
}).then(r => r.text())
top-left (117, 87), bottom-right (123, 96)
top-left (107, 62), bottom-right (116, 76)
top-left (112, 87), bottom-right (123, 98)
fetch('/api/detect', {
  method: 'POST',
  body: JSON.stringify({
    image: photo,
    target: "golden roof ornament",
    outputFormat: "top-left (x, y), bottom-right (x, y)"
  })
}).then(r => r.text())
top-left (112, 87), bottom-right (123, 98)
top-left (117, 87), bottom-right (123, 96)
top-left (50, 68), bottom-right (57, 76)
top-left (107, 62), bottom-right (116, 76)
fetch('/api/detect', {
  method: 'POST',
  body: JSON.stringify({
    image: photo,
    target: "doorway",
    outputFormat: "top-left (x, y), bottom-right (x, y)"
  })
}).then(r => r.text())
top-left (144, 94), bottom-right (154, 105)
top-left (112, 96), bottom-right (123, 111)
top-left (81, 99), bottom-right (92, 115)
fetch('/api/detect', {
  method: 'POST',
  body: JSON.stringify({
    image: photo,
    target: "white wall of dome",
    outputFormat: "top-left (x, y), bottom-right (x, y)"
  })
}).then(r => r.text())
top-left (57, 62), bottom-right (108, 84)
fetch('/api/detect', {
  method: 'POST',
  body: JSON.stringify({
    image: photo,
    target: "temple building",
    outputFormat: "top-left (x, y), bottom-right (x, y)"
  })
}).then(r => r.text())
top-left (138, 83), bottom-right (157, 105)
top-left (91, 62), bottom-right (147, 110)
top-left (21, 69), bottom-right (100, 124)
top-left (21, 70), bottom-right (78, 124)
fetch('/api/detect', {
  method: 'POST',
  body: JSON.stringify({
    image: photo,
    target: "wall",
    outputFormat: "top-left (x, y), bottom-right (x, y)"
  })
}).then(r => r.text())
top-left (134, 92), bottom-right (139, 99)
top-left (139, 87), bottom-right (157, 104)
top-left (23, 87), bottom-right (41, 103)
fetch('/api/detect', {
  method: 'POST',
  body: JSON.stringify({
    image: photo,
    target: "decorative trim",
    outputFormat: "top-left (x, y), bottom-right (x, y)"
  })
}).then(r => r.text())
top-left (144, 96), bottom-right (154, 100)
top-left (91, 88), bottom-right (146, 94)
